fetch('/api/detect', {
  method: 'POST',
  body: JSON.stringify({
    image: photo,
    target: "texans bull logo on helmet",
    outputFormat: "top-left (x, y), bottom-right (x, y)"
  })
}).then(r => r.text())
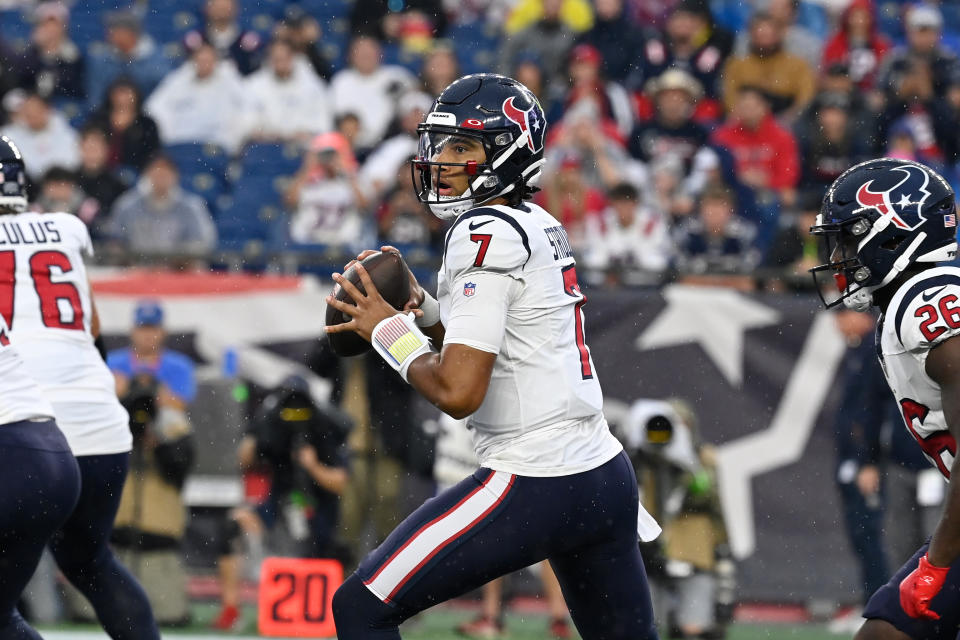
top-left (502, 96), bottom-right (545, 153)
top-left (854, 163), bottom-right (936, 231)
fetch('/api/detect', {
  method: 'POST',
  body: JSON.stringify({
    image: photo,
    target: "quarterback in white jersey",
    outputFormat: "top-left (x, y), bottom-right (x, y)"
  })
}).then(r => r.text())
top-left (0, 135), bottom-right (159, 639)
top-left (326, 75), bottom-right (659, 640)
top-left (811, 158), bottom-right (960, 638)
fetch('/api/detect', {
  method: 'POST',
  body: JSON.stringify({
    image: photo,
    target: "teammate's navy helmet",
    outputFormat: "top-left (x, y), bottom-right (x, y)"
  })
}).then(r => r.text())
top-left (0, 136), bottom-right (27, 213)
top-left (413, 73), bottom-right (546, 219)
top-left (810, 158), bottom-right (958, 310)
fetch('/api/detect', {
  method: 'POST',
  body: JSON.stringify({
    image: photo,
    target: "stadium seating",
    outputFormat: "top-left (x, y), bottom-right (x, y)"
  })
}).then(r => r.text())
top-left (165, 142), bottom-right (231, 212)
top-left (215, 175), bottom-right (289, 249)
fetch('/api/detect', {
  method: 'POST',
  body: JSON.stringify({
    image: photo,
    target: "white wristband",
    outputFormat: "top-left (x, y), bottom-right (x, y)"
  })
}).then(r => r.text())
top-left (371, 312), bottom-right (433, 382)
top-left (416, 290), bottom-right (440, 328)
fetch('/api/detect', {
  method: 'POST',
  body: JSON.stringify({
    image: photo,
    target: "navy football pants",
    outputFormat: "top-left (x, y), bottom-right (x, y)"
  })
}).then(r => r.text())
top-left (0, 420), bottom-right (79, 640)
top-left (333, 451), bottom-right (658, 639)
top-left (49, 452), bottom-right (159, 640)
top-left (863, 540), bottom-right (960, 639)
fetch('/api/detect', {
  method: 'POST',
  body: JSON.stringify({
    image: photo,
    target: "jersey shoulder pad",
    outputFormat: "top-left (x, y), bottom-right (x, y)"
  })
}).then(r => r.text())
top-left (49, 212), bottom-right (93, 256)
top-left (443, 207), bottom-right (532, 277)
top-left (891, 268), bottom-right (960, 352)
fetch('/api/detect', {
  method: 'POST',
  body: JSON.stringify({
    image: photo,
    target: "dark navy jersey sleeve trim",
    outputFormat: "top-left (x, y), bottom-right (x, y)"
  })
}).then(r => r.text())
top-left (443, 207), bottom-right (532, 268)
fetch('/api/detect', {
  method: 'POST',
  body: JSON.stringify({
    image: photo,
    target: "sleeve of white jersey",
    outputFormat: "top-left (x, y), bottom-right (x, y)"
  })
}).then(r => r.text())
top-left (441, 210), bottom-right (529, 354)
top-left (443, 210), bottom-right (531, 281)
top-left (57, 213), bottom-right (94, 258)
top-left (896, 278), bottom-right (960, 356)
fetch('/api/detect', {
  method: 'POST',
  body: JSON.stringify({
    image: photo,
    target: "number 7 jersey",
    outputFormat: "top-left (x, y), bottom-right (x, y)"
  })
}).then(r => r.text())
top-left (878, 265), bottom-right (960, 479)
top-left (436, 202), bottom-right (623, 477)
top-left (0, 212), bottom-right (130, 455)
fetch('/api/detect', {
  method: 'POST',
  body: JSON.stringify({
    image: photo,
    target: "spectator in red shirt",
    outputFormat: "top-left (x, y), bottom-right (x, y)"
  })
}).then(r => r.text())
top-left (711, 85), bottom-right (799, 208)
top-left (821, 0), bottom-right (891, 91)
top-left (533, 151), bottom-right (607, 256)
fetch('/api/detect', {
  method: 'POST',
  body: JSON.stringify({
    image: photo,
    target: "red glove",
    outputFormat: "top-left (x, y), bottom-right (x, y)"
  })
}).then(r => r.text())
top-left (899, 553), bottom-right (950, 619)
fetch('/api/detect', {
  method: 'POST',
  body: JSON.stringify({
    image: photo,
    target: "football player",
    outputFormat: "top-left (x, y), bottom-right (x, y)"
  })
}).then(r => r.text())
top-left (0, 136), bottom-right (159, 639)
top-left (325, 74), bottom-right (661, 639)
top-left (811, 158), bottom-right (960, 639)
top-left (0, 318), bottom-right (80, 640)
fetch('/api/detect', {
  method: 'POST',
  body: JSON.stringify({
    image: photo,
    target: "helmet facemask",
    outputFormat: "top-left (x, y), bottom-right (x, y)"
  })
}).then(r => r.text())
top-left (810, 216), bottom-right (880, 310)
top-left (0, 158), bottom-right (27, 214)
top-left (412, 123), bottom-right (543, 220)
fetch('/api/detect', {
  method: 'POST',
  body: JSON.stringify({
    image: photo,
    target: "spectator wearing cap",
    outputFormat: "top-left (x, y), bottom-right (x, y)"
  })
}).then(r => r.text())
top-left (360, 91), bottom-right (433, 201)
top-left (286, 132), bottom-right (369, 247)
top-left (557, 44), bottom-right (634, 138)
top-left (87, 77), bottom-right (161, 171)
top-left (145, 38), bottom-right (246, 152)
top-left (238, 37), bottom-right (333, 146)
top-left (108, 300), bottom-right (197, 413)
top-left (821, 0), bottom-right (891, 91)
top-left (877, 4), bottom-right (960, 110)
top-left (639, 0), bottom-right (733, 101)
top-left (0, 92), bottom-right (79, 182)
top-left (582, 182), bottom-right (673, 277)
top-left (712, 85), bottom-right (799, 209)
top-left (108, 153), bottom-right (217, 256)
top-left (194, 0), bottom-right (262, 76)
top-left (497, 0), bottom-right (576, 96)
top-left (85, 9), bottom-right (172, 112)
top-left (673, 181), bottom-right (760, 275)
top-left (273, 6), bottom-right (333, 81)
top-left (575, 0), bottom-right (645, 84)
top-left (733, 0), bottom-right (822, 70)
top-left (330, 36), bottom-right (417, 154)
top-left (30, 166), bottom-right (99, 224)
top-left (795, 91), bottom-right (872, 196)
top-left (629, 69), bottom-right (716, 217)
top-left (721, 11), bottom-right (815, 122)
top-left (17, 1), bottom-right (85, 101)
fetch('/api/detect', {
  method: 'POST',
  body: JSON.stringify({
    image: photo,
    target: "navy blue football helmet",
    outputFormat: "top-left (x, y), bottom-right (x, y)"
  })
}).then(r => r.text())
top-left (810, 158), bottom-right (958, 310)
top-left (413, 74), bottom-right (546, 219)
top-left (0, 136), bottom-right (27, 213)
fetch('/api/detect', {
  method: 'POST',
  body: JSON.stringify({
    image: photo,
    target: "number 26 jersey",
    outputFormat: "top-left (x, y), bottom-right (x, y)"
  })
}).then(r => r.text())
top-left (0, 212), bottom-right (130, 456)
top-left (878, 265), bottom-right (960, 479)
top-left (436, 203), bottom-right (623, 477)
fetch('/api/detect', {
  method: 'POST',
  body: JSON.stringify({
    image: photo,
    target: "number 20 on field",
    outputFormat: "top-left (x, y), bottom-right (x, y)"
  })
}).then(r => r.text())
top-left (258, 557), bottom-right (343, 637)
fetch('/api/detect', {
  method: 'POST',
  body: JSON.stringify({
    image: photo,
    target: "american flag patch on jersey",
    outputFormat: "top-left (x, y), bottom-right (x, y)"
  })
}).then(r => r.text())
top-left (945, 213), bottom-right (956, 228)
top-left (463, 282), bottom-right (476, 297)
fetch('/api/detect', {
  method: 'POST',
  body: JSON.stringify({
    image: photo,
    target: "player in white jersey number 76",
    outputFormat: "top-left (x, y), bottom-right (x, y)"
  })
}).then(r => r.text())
top-left (325, 74), bottom-right (660, 639)
top-left (811, 158), bottom-right (960, 639)
top-left (0, 135), bottom-right (159, 639)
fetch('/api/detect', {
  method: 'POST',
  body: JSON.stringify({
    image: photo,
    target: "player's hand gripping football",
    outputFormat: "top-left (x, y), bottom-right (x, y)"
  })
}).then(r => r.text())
top-left (346, 246), bottom-right (425, 313)
top-left (899, 553), bottom-right (950, 619)
top-left (325, 261), bottom-right (422, 343)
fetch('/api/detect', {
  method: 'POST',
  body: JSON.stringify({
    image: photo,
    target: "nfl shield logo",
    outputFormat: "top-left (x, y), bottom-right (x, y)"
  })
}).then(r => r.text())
top-left (945, 213), bottom-right (956, 228)
top-left (463, 282), bottom-right (476, 297)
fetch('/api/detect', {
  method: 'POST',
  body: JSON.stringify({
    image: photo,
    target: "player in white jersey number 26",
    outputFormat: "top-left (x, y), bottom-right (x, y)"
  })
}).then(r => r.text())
top-left (811, 158), bottom-right (960, 639)
top-left (325, 75), bottom-right (661, 639)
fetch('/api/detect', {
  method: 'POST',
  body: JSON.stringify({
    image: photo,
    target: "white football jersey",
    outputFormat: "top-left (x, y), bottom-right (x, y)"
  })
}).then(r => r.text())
top-left (0, 212), bottom-right (130, 455)
top-left (437, 202), bottom-right (623, 477)
top-left (0, 317), bottom-right (56, 425)
top-left (879, 265), bottom-right (960, 479)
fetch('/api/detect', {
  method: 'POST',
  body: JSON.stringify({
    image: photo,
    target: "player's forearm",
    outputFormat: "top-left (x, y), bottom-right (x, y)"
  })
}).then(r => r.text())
top-left (405, 351), bottom-right (486, 419)
top-left (421, 321), bottom-right (445, 348)
top-left (928, 454), bottom-right (960, 567)
top-left (306, 464), bottom-right (349, 495)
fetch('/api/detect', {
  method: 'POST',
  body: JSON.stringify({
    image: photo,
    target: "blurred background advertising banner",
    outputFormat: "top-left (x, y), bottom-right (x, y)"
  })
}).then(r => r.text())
top-left (91, 270), bottom-right (853, 602)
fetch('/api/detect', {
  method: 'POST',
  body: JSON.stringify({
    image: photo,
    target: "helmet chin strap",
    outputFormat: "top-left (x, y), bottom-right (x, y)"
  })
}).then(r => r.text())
top-left (841, 232), bottom-right (928, 311)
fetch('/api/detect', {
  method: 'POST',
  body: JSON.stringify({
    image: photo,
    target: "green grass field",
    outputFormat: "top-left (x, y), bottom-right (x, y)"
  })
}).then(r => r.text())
top-left (38, 604), bottom-right (854, 640)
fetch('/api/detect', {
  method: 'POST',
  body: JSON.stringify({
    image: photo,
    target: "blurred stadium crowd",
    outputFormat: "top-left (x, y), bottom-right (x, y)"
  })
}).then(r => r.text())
top-left (4, 0), bottom-right (960, 286)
